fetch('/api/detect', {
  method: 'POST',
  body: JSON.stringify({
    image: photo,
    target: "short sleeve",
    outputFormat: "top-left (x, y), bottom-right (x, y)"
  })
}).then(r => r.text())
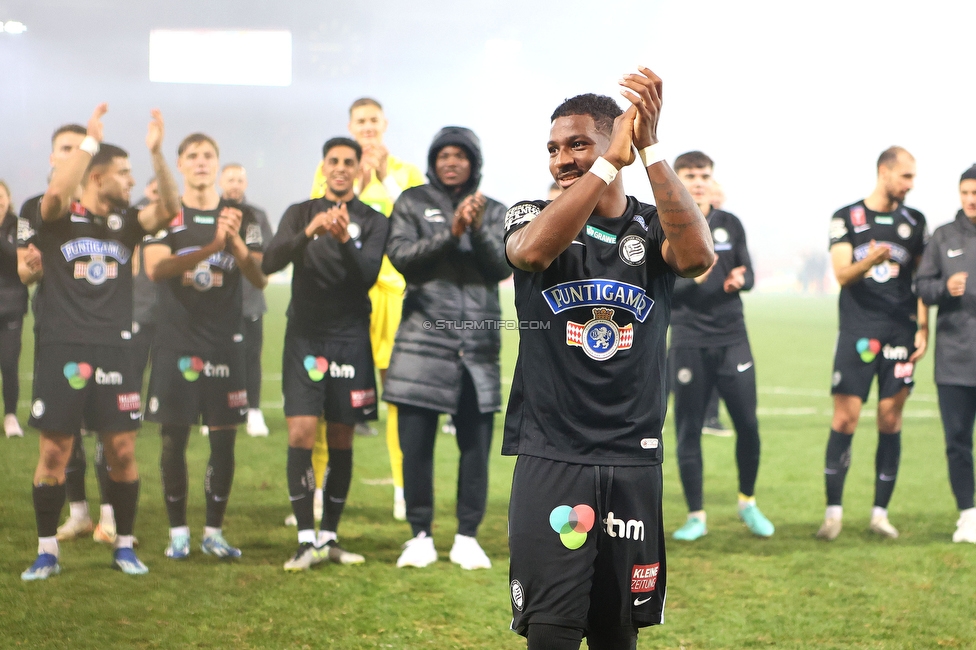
top-left (17, 199), bottom-right (38, 248)
top-left (504, 200), bottom-right (546, 240)
top-left (829, 208), bottom-right (851, 248)
top-left (242, 208), bottom-right (264, 252)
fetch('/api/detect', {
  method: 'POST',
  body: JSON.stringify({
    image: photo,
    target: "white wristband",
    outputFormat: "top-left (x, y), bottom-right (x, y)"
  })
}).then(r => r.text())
top-left (638, 144), bottom-right (665, 168)
top-left (588, 156), bottom-right (619, 185)
top-left (79, 136), bottom-right (100, 157)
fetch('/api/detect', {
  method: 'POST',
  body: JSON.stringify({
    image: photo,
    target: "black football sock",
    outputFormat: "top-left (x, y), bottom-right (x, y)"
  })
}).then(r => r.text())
top-left (105, 478), bottom-right (139, 537)
top-left (287, 446), bottom-right (316, 532)
top-left (160, 424), bottom-right (190, 528)
top-left (64, 431), bottom-right (87, 504)
top-left (33, 482), bottom-right (66, 539)
top-left (824, 429), bottom-right (853, 506)
top-left (322, 448), bottom-right (352, 533)
top-left (205, 428), bottom-right (236, 528)
top-left (873, 432), bottom-right (901, 509)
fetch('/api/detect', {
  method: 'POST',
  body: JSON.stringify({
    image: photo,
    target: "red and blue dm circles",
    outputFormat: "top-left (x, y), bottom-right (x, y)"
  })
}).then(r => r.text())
top-left (178, 356), bottom-right (204, 381)
top-left (856, 338), bottom-right (881, 363)
top-left (63, 362), bottom-right (93, 390)
top-left (304, 355), bottom-right (328, 382)
top-left (549, 504), bottom-right (596, 550)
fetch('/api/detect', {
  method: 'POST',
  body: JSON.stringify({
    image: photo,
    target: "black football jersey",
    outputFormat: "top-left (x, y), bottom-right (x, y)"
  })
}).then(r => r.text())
top-left (18, 200), bottom-right (146, 346)
top-left (829, 200), bottom-right (927, 334)
top-left (502, 197), bottom-right (675, 466)
top-left (670, 209), bottom-right (753, 347)
top-left (149, 200), bottom-right (263, 351)
top-left (262, 197), bottom-right (390, 338)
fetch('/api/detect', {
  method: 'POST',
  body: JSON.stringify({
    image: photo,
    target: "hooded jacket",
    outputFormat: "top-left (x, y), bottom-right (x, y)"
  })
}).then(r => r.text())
top-left (382, 127), bottom-right (511, 413)
top-left (917, 210), bottom-right (976, 386)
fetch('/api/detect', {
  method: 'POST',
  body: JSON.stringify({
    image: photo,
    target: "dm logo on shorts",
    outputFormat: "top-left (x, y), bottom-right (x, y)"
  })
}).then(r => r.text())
top-left (566, 308), bottom-right (633, 361)
top-left (549, 504), bottom-right (595, 550)
top-left (178, 356), bottom-right (205, 381)
top-left (303, 355), bottom-right (329, 381)
top-left (855, 338), bottom-right (881, 363)
top-left (63, 362), bottom-right (93, 390)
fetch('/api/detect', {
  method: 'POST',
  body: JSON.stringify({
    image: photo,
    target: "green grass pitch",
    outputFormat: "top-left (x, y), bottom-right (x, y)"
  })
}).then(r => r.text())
top-left (0, 287), bottom-right (973, 649)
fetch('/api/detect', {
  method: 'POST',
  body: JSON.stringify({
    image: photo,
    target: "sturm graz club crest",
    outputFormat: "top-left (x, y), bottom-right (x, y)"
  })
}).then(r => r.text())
top-left (566, 307), bottom-right (633, 361)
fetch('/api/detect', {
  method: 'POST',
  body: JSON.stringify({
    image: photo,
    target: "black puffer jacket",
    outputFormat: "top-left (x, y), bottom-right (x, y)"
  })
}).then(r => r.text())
top-left (383, 127), bottom-right (511, 414)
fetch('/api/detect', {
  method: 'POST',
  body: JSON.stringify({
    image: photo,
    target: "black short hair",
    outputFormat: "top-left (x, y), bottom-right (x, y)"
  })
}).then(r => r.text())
top-left (550, 94), bottom-right (623, 135)
top-left (83, 143), bottom-right (128, 184)
top-left (51, 124), bottom-right (86, 146)
top-left (322, 137), bottom-right (362, 162)
top-left (673, 151), bottom-right (715, 173)
top-left (877, 146), bottom-right (912, 170)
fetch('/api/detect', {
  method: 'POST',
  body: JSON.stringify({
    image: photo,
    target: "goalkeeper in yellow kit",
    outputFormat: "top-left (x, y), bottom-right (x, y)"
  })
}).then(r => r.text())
top-left (309, 98), bottom-right (424, 521)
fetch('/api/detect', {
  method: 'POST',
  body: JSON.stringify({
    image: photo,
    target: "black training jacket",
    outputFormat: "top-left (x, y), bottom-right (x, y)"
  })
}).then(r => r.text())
top-left (917, 211), bottom-right (976, 387)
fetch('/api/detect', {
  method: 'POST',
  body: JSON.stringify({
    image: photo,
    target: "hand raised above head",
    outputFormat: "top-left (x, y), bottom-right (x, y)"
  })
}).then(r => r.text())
top-left (620, 66), bottom-right (662, 150)
top-left (146, 109), bottom-right (165, 153)
top-left (87, 103), bottom-right (109, 143)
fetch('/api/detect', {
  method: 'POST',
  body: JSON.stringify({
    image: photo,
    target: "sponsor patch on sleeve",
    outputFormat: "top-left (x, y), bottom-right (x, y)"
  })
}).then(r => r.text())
top-left (17, 217), bottom-right (35, 243)
top-left (227, 390), bottom-right (248, 409)
top-left (245, 223), bottom-right (263, 246)
top-left (829, 218), bottom-right (848, 241)
top-left (504, 203), bottom-right (541, 232)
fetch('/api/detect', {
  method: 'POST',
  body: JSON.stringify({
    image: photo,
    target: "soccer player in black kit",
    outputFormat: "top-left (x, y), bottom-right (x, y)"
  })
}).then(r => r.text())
top-left (818, 146), bottom-right (928, 541)
top-left (504, 67), bottom-right (713, 650)
top-left (669, 151), bottom-right (773, 541)
top-left (20, 104), bottom-right (181, 579)
top-left (144, 133), bottom-right (266, 560)
top-left (262, 138), bottom-right (389, 570)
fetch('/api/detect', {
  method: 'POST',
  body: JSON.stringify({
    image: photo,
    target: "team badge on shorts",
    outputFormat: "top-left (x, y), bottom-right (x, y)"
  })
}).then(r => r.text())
top-left (550, 504), bottom-right (595, 550)
top-left (566, 308), bottom-right (633, 361)
top-left (511, 580), bottom-right (525, 612)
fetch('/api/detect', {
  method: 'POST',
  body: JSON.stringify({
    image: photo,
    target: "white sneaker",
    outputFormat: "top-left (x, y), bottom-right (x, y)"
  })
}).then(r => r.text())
top-left (449, 534), bottom-right (491, 570)
top-left (393, 495), bottom-right (407, 521)
top-left (396, 532), bottom-right (437, 568)
top-left (246, 409), bottom-right (269, 437)
top-left (816, 517), bottom-right (842, 541)
top-left (4, 414), bottom-right (23, 437)
top-left (200, 425), bottom-right (209, 436)
top-left (869, 513), bottom-right (899, 539)
top-left (953, 510), bottom-right (976, 544)
top-left (56, 516), bottom-right (94, 541)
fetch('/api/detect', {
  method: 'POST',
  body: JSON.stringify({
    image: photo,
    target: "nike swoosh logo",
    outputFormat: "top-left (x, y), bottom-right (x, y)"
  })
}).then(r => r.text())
top-left (130, 412), bottom-right (142, 420)
top-left (166, 495), bottom-right (185, 502)
top-left (424, 209), bottom-right (441, 217)
top-left (947, 249), bottom-right (963, 258)
top-left (634, 596), bottom-right (653, 606)
top-left (288, 495), bottom-right (306, 502)
top-left (879, 473), bottom-right (896, 481)
top-left (737, 362), bottom-right (753, 372)
top-left (213, 495), bottom-right (228, 502)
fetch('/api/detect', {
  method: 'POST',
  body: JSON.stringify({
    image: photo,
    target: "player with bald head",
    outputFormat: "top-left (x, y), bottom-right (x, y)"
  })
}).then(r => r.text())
top-left (818, 146), bottom-right (929, 541)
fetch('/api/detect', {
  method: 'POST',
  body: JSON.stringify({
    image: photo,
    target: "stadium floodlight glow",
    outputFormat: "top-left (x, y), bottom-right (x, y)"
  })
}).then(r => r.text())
top-left (2, 21), bottom-right (28, 34)
top-left (149, 29), bottom-right (292, 86)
